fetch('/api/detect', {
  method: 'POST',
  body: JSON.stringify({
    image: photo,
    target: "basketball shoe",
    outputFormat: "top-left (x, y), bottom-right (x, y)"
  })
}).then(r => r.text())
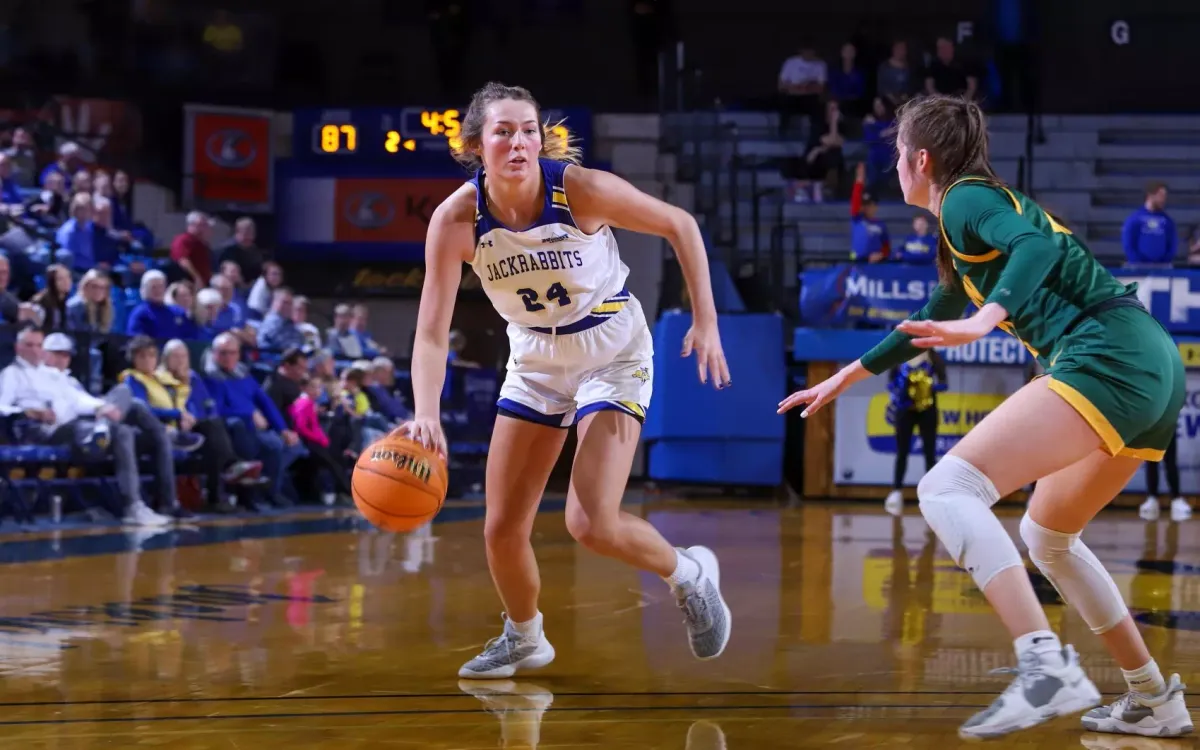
top-left (458, 615), bottom-right (556, 679)
top-left (1081, 673), bottom-right (1193, 737)
top-left (458, 679), bottom-right (554, 748)
top-left (673, 546), bottom-right (732, 660)
top-left (958, 645), bottom-right (1101, 739)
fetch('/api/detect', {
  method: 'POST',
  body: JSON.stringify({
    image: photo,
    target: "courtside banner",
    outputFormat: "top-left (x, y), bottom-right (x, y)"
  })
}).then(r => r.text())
top-left (183, 104), bottom-right (274, 214)
top-left (802, 263), bottom-right (1200, 335)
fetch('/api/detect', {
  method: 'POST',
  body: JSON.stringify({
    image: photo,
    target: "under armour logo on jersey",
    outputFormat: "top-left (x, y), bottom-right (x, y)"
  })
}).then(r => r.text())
top-left (478, 239), bottom-right (494, 249)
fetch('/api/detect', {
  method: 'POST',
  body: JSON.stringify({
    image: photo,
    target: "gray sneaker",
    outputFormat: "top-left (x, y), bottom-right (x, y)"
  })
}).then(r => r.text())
top-left (1082, 673), bottom-right (1193, 737)
top-left (457, 616), bottom-right (556, 679)
top-left (673, 546), bottom-right (731, 660)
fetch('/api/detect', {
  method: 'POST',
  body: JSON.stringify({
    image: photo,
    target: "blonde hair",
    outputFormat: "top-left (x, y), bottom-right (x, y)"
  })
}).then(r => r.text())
top-left (79, 269), bottom-right (114, 333)
top-left (452, 81), bottom-right (582, 171)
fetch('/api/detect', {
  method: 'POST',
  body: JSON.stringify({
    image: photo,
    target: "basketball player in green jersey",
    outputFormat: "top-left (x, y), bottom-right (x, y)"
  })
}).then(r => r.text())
top-left (780, 95), bottom-right (1193, 740)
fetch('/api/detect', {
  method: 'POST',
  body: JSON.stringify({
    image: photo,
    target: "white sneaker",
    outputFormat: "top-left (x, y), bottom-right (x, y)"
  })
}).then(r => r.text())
top-left (458, 616), bottom-right (556, 679)
top-left (1140, 497), bottom-right (1161, 521)
top-left (673, 546), bottom-right (732, 660)
top-left (1170, 498), bottom-right (1192, 523)
top-left (884, 489), bottom-right (904, 517)
top-left (123, 502), bottom-right (171, 527)
top-left (1081, 673), bottom-right (1193, 738)
top-left (959, 645), bottom-right (1101, 740)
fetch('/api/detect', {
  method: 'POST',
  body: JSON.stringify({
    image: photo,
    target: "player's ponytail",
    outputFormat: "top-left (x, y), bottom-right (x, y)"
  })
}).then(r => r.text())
top-left (896, 95), bottom-right (1001, 288)
top-left (454, 82), bottom-right (582, 171)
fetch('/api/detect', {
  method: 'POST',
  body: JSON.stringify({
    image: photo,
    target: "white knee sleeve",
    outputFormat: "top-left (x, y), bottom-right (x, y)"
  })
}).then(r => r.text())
top-left (1019, 513), bottom-right (1128, 634)
top-left (917, 455), bottom-right (1023, 591)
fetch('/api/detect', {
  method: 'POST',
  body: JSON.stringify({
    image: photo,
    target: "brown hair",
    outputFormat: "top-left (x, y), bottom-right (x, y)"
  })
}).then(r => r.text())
top-left (452, 81), bottom-right (582, 171)
top-left (895, 95), bottom-right (1000, 286)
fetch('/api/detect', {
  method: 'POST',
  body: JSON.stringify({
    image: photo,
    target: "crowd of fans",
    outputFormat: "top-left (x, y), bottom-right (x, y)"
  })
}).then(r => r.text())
top-left (0, 126), bottom-right (419, 526)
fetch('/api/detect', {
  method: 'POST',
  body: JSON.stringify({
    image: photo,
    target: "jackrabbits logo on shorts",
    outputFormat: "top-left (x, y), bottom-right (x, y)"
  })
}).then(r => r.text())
top-left (632, 367), bottom-right (650, 384)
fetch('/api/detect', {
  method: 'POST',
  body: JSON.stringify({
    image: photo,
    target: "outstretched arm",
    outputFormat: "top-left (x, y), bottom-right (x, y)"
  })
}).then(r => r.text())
top-left (568, 166), bottom-right (729, 387)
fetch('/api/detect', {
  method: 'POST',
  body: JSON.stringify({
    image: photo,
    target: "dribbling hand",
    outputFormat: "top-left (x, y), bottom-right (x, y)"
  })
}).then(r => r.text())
top-left (682, 320), bottom-right (731, 389)
top-left (393, 417), bottom-right (448, 460)
top-left (777, 372), bottom-right (851, 418)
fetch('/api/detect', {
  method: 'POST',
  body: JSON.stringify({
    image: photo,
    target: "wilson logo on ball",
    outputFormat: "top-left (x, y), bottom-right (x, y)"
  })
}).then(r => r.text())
top-left (369, 448), bottom-right (433, 483)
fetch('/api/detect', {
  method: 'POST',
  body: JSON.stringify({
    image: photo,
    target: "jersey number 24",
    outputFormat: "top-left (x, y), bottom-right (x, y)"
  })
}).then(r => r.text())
top-left (517, 282), bottom-right (572, 312)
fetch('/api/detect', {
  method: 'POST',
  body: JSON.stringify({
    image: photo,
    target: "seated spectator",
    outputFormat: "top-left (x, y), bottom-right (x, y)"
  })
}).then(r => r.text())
top-left (170, 211), bottom-right (214, 287)
top-left (33, 264), bottom-right (72, 331)
top-left (861, 97), bottom-right (896, 192)
top-left (3, 127), bottom-right (37, 187)
top-left (289, 375), bottom-right (352, 503)
top-left (448, 329), bottom-right (482, 368)
top-left (897, 215), bottom-right (937, 263)
top-left (56, 193), bottom-right (94, 272)
top-left (218, 260), bottom-right (251, 309)
top-left (777, 45), bottom-right (826, 136)
top-left (195, 288), bottom-right (224, 337)
top-left (877, 39), bottom-right (914, 108)
top-left (1123, 182), bottom-right (1176, 266)
top-left (30, 171), bottom-right (70, 228)
top-left (166, 280), bottom-right (198, 321)
top-left (0, 153), bottom-right (22, 207)
top-left (365, 357), bottom-right (411, 422)
top-left (247, 260), bottom-right (284, 319)
top-left (0, 328), bottom-right (178, 525)
top-left (66, 268), bottom-right (115, 333)
top-left (159, 338), bottom-right (263, 508)
top-left (89, 196), bottom-right (132, 269)
top-left (850, 163), bottom-right (890, 263)
top-left (783, 99), bottom-right (845, 204)
top-left (924, 36), bottom-right (977, 100)
top-left (204, 332), bottom-right (303, 504)
top-left (126, 270), bottom-right (202, 339)
top-left (40, 141), bottom-right (82, 189)
top-left (0, 255), bottom-right (43, 327)
top-left (293, 295), bottom-right (322, 350)
top-left (350, 304), bottom-right (385, 356)
top-left (111, 170), bottom-right (135, 233)
top-left (828, 42), bottom-right (866, 118)
top-left (215, 217), bottom-right (265, 282)
top-left (257, 287), bottom-right (307, 351)
top-left (263, 346), bottom-right (307, 423)
top-left (71, 169), bottom-right (92, 196)
top-left (206, 273), bottom-right (256, 345)
top-left (326, 304), bottom-right (360, 358)
top-left (339, 364), bottom-right (386, 452)
top-left (309, 349), bottom-right (338, 405)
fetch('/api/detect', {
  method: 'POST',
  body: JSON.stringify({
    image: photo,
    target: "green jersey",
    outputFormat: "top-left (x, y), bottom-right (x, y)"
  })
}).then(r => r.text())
top-left (860, 177), bottom-right (1132, 374)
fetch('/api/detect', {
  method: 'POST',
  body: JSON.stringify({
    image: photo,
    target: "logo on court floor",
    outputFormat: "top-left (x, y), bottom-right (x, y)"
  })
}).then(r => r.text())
top-left (632, 367), bottom-right (650, 384)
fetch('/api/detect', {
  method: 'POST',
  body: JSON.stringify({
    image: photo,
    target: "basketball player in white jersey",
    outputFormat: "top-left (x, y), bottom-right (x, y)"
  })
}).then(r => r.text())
top-left (402, 82), bottom-right (732, 679)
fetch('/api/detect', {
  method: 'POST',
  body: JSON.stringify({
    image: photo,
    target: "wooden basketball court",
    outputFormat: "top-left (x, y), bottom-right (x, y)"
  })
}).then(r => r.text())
top-left (0, 495), bottom-right (1195, 748)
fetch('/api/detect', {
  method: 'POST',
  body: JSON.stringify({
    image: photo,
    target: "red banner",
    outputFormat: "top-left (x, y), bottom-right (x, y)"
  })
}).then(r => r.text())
top-left (183, 104), bottom-right (274, 213)
top-left (333, 178), bottom-right (461, 243)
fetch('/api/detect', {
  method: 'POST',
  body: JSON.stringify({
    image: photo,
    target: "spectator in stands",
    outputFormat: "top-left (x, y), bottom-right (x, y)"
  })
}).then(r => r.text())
top-left (0, 156), bottom-right (39, 271)
top-left (159, 339), bottom-right (263, 502)
top-left (166, 281), bottom-right (196, 318)
top-left (194, 288), bottom-right (223, 337)
top-left (111, 170), bottom-right (134, 230)
top-left (30, 171), bottom-right (69, 228)
top-left (40, 142), bottom-right (82, 189)
top-left (206, 274), bottom-right (255, 345)
top-left (1122, 182), bottom-right (1177, 265)
top-left (924, 37), bottom-right (977, 100)
top-left (247, 261), bottom-right (283, 319)
top-left (219, 260), bottom-right (251, 309)
top-left (877, 39), bottom-right (914, 108)
top-left (897, 215), bottom-right (937, 263)
top-left (0, 153), bottom-right (21, 206)
top-left (783, 99), bottom-right (845, 204)
top-left (3, 127), bottom-right (37, 187)
top-left (71, 170), bottom-right (92, 196)
top-left (170, 211), bottom-right (214, 287)
top-left (33, 264), bottom-right (71, 331)
top-left (126, 269), bottom-right (201, 339)
top-left (351, 304), bottom-right (386, 356)
top-left (263, 347), bottom-right (307, 424)
top-left (215, 217), bottom-right (264, 283)
top-left (828, 42), bottom-right (867, 118)
top-left (777, 44), bottom-right (826, 136)
top-left (66, 268), bottom-right (114, 333)
top-left (884, 349), bottom-right (947, 517)
top-left (309, 349), bottom-right (338, 405)
top-left (292, 295), bottom-right (322, 350)
top-left (0, 329), bottom-right (176, 525)
top-left (850, 163), bottom-right (890, 262)
top-left (290, 375), bottom-right (353, 504)
top-left (89, 196), bottom-right (131, 269)
top-left (258, 288), bottom-right (307, 351)
top-left (120, 335), bottom-right (206, 448)
top-left (0, 256), bottom-right (42, 326)
top-left (861, 97), bottom-right (896, 193)
top-left (365, 357), bottom-right (411, 422)
top-left (56, 193), bottom-right (93, 272)
top-left (339, 364), bottom-right (384, 451)
top-left (447, 328), bottom-right (481, 368)
top-left (204, 332), bottom-right (302, 504)
top-left (326, 304), bottom-right (359, 358)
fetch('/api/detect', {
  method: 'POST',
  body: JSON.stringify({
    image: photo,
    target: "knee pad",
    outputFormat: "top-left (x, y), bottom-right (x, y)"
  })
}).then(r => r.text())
top-left (1019, 513), bottom-right (1127, 634)
top-left (917, 455), bottom-right (1022, 591)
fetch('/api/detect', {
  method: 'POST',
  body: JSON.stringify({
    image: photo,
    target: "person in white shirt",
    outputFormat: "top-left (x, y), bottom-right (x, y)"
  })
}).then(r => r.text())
top-left (778, 45), bottom-right (827, 136)
top-left (0, 329), bottom-right (179, 526)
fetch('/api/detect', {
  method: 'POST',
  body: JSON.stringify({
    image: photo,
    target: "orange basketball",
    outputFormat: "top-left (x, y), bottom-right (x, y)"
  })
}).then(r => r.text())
top-left (352, 435), bottom-right (448, 533)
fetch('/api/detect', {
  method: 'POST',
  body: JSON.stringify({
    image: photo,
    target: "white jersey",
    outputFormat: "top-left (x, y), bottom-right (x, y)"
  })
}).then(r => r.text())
top-left (468, 159), bottom-right (630, 332)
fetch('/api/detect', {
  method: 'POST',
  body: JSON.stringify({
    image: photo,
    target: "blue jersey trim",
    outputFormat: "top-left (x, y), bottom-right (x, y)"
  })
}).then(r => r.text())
top-left (470, 158), bottom-right (579, 242)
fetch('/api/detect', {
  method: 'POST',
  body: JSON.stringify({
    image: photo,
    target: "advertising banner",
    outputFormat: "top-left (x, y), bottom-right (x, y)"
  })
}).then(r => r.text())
top-left (183, 104), bottom-right (274, 214)
top-left (332, 178), bottom-right (460, 244)
top-left (801, 264), bottom-right (1200, 336)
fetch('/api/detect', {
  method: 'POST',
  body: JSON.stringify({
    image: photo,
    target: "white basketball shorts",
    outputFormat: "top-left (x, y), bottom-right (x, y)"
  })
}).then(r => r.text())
top-left (497, 294), bottom-right (653, 427)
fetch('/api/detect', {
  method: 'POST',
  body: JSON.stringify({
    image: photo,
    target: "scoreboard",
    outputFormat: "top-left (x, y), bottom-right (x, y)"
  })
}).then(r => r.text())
top-left (279, 105), bottom-right (593, 264)
top-left (289, 106), bottom-right (592, 172)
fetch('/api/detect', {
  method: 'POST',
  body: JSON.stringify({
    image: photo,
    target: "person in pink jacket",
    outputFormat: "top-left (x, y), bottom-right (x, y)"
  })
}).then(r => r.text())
top-left (288, 376), bottom-right (351, 503)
